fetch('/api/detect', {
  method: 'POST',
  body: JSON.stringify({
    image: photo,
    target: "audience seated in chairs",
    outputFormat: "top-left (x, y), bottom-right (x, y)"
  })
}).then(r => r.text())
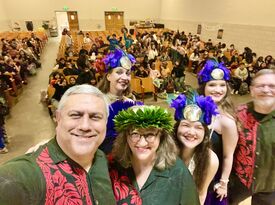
top-left (171, 59), bottom-right (185, 93)
top-left (135, 64), bottom-right (149, 78)
top-left (76, 66), bottom-right (97, 86)
top-left (231, 62), bottom-right (249, 95)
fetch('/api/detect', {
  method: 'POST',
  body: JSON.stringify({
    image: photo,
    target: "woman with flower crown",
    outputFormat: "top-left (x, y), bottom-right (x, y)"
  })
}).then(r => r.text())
top-left (97, 48), bottom-right (141, 154)
top-left (109, 105), bottom-right (200, 205)
top-left (197, 59), bottom-right (238, 205)
top-left (171, 91), bottom-right (219, 205)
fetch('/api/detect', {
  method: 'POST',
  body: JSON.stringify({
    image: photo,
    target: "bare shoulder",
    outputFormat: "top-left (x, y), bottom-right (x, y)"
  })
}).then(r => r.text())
top-left (220, 113), bottom-right (236, 128)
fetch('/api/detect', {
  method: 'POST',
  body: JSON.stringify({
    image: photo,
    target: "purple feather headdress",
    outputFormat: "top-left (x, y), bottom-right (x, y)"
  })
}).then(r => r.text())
top-left (170, 92), bottom-right (218, 125)
top-left (106, 100), bottom-right (143, 138)
top-left (198, 59), bottom-right (231, 84)
top-left (103, 48), bottom-right (136, 72)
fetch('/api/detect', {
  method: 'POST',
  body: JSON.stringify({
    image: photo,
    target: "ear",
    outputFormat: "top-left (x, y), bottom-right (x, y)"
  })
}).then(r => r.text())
top-left (106, 73), bottom-right (111, 81)
top-left (55, 110), bottom-right (61, 123)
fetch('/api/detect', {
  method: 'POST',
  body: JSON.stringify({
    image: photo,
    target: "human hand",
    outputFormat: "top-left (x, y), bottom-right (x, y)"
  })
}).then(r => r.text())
top-left (214, 182), bottom-right (228, 201)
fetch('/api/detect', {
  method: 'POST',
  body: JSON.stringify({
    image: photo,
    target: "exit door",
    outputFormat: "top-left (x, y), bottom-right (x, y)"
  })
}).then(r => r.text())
top-left (105, 11), bottom-right (124, 30)
top-left (55, 11), bottom-right (79, 36)
top-left (67, 11), bottom-right (79, 31)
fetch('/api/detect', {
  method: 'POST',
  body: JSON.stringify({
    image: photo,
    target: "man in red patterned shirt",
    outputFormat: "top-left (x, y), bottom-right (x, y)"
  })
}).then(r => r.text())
top-left (229, 69), bottom-right (275, 205)
top-left (0, 85), bottom-right (115, 205)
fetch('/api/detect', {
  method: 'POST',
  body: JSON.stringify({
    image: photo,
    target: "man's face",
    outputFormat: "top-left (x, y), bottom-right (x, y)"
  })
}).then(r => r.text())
top-left (56, 94), bottom-right (107, 160)
top-left (250, 74), bottom-right (275, 109)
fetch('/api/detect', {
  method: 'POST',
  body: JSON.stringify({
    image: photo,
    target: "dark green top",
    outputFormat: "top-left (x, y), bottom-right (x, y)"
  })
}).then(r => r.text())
top-left (251, 104), bottom-right (275, 193)
top-left (0, 138), bottom-right (115, 205)
top-left (109, 157), bottom-right (200, 205)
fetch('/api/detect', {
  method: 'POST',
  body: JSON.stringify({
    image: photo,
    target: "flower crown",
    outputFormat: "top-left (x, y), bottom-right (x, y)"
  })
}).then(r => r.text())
top-left (107, 100), bottom-right (143, 138)
top-left (198, 59), bottom-right (231, 84)
top-left (114, 105), bottom-right (174, 133)
top-left (103, 48), bottom-right (136, 72)
top-left (170, 92), bottom-right (218, 125)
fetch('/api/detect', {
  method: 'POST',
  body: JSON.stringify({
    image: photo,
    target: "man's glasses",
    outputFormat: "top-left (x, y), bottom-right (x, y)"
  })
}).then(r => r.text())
top-left (252, 84), bottom-right (275, 90)
top-left (128, 131), bottom-right (159, 143)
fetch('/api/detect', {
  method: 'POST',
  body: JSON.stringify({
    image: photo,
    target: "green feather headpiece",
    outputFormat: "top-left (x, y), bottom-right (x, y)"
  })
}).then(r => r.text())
top-left (114, 105), bottom-right (174, 133)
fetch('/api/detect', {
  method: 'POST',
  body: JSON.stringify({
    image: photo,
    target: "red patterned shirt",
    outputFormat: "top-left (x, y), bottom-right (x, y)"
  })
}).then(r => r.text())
top-left (0, 138), bottom-right (116, 205)
top-left (234, 103), bottom-right (259, 188)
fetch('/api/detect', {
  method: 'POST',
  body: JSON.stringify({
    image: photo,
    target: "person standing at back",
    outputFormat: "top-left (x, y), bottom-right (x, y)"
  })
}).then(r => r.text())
top-left (229, 69), bottom-right (275, 205)
top-left (197, 59), bottom-right (238, 205)
top-left (98, 48), bottom-right (140, 154)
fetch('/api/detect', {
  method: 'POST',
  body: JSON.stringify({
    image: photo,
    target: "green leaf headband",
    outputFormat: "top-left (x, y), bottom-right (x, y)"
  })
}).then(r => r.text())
top-left (114, 105), bottom-right (174, 134)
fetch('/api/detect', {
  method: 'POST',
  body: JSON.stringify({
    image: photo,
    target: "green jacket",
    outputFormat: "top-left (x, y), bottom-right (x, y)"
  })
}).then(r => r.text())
top-left (0, 138), bottom-right (115, 205)
top-left (253, 105), bottom-right (275, 192)
top-left (109, 157), bottom-right (200, 205)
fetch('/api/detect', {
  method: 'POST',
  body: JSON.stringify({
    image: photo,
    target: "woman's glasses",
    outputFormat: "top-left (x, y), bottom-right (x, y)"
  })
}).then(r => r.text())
top-left (129, 131), bottom-right (159, 143)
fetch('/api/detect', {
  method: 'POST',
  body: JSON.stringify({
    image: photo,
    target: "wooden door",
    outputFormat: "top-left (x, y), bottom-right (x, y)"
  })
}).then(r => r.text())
top-left (67, 11), bottom-right (79, 31)
top-left (105, 11), bottom-right (124, 30)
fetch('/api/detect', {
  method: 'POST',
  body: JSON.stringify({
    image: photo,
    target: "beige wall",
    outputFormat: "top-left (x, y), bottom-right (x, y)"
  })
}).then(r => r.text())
top-left (1, 0), bottom-right (161, 31)
top-left (160, 0), bottom-right (275, 56)
top-left (161, 19), bottom-right (275, 57)
top-left (160, 0), bottom-right (275, 26)
top-left (1, 0), bottom-right (274, 56)
top-left (0, 0), bottom-right (9, 31)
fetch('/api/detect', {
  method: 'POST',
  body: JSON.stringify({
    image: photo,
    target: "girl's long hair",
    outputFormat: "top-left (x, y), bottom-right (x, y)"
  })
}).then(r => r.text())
top-left (173, 122), bottom-right (211, 192)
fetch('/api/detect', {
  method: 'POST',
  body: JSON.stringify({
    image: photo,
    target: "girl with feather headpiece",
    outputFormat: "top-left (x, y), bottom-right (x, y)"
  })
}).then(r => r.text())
top-left (98, 48), bottom-right (141, 154)
top-left (197, 59), bottom-right (238, 205)
top-left (171, 90), bottom-right (219, 205)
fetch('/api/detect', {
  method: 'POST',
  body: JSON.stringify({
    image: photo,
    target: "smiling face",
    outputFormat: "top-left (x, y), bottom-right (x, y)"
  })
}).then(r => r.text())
top-left (127, 127), bottom-right (161, 164)
top-left (250, 73), bottom-right (275, 112)
top-left (107, 67), bottom-right (131, 95)
top-left (204, 80), bottom-right (227, 103)
top-left (56, 94), bottom-right (107, 160)
top-left (176, 120), bottom-right (205, 150)
top-left (69, 77), bottom-right (76, 85)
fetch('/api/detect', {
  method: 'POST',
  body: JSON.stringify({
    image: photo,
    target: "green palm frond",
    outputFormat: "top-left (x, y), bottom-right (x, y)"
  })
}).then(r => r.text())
top-left (114, 106), bottom-right (173, 133)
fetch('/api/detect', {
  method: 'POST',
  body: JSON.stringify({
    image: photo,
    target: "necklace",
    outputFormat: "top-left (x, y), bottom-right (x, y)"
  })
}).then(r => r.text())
top-left (187, 155), bottom-right (195, 175)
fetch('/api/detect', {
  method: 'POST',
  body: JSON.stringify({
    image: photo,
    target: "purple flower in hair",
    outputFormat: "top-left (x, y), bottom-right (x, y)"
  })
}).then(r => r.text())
top-left (103, 48), bottom-right (136, 72)
top-left (128, 54), bottom-right (136, 64)
top-left (170, 92), bottom-right (218, 125)
top-left (107, 100), bottom-right (143, 138)
top-left (198, 59), bottom-right (231, 84)
top-left (196, 95), bottom-right (218, 125)
top-left (170, 94), bottom-right (186, 121)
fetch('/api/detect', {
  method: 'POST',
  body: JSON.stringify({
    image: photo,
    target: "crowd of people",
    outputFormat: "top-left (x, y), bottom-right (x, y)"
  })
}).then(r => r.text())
top-left (52, 29), bottom-right (275, 101)
top-left (0, 28), bottom-right (274, 205)
top-left (0, 32), bottom-right (45, 154)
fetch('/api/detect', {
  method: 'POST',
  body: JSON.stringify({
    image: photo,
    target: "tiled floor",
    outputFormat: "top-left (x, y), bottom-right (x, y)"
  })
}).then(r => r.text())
top-left (0, 37), bottom-right (251, 204)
